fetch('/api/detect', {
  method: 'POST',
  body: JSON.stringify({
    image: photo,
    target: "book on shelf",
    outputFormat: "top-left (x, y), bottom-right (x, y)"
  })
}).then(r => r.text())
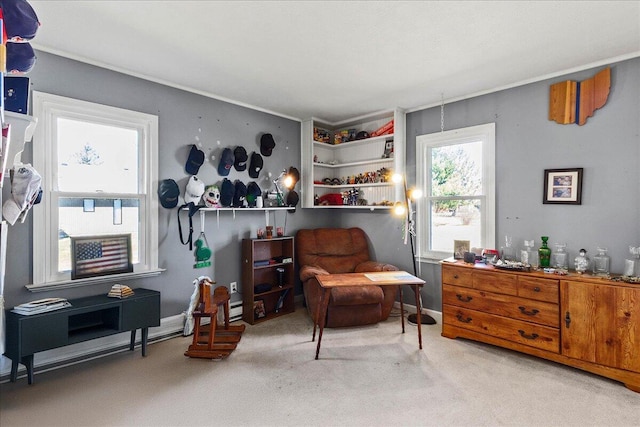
top-left (275, 288), bottom-right (290, 313)
top-left (107, 284), bottom-right (135, 299)
top-left (13, 298), bottom-right (71, 315)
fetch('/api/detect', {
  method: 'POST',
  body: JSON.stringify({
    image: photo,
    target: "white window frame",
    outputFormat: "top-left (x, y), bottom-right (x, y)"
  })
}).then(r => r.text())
top-left (29, 92), bottom-right (160, 291)
top-left (415, 123), bottom-right (496, 261)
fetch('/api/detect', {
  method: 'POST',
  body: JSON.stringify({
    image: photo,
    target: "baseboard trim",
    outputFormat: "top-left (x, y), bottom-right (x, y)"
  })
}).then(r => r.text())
top-left (0, 313), bottom-right (186, 383)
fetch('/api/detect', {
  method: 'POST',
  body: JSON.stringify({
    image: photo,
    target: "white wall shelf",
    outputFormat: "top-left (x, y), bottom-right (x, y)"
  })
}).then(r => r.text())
top-left (182, 206), bottom-right (294, 227)
top-left (301, 108), bottom-right (405, 209)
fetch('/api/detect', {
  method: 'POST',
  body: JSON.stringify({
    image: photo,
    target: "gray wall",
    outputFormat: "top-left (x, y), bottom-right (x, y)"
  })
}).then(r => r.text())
top-left (2, 51), bottom-right (338, 317)
top-left (3, 52), bottom-right (639, 319)
top-left (343, 56), bottom-right (640, 311)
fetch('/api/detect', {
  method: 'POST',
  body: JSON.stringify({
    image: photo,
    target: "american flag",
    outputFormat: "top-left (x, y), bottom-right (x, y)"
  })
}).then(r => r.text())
top-left (73, 237), bottom-right (131, 277)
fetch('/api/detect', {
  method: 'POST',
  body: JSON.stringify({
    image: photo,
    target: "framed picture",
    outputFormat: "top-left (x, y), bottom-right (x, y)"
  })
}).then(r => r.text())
top-left (454, 240), bottom-right (470, 259)
top-left (253, 300), bottom-right (266, 319)
top-left (543, 168), bottom-right (583, 205)
top-left (71, 234), bottom-right (133, 279)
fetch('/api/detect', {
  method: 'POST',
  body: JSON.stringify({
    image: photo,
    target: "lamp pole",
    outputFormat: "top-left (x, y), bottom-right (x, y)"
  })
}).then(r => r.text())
top-left (402, 178), bottom-right (437, 325)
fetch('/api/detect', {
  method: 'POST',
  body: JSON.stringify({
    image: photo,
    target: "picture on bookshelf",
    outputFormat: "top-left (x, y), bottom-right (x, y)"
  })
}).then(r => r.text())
top-left (253, 300), bottom-right (266, 318)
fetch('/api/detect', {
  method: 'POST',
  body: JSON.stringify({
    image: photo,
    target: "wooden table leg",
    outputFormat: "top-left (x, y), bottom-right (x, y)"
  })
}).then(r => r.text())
top-left (399, 284), bottom-right (405, 333)
top-left (315, 287), bottom-right (331, 360)
top-left (414, 284), bottom-right (423, 350)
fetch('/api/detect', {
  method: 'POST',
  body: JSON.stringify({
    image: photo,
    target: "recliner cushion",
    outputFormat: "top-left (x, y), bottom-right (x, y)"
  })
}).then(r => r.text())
top-left (330, 285), bottom-right (383, 306)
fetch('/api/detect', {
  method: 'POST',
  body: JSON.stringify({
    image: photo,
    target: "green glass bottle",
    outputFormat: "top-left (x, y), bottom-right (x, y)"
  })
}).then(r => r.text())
top-left (539, 236), bottom-right (551, 268)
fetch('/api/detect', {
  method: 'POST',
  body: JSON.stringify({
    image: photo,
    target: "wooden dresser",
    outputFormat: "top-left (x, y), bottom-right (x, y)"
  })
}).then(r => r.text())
top-left (441, 261), bottom-right (640, 392)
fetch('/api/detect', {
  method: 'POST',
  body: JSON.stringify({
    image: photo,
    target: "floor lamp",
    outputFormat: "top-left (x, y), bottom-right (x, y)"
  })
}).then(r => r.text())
top-left (393, 174), bottom-right (437, 325)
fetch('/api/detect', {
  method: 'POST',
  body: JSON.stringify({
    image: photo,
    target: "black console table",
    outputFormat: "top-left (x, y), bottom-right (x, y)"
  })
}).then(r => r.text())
top-left (4, 288), bottom-right (160, 384)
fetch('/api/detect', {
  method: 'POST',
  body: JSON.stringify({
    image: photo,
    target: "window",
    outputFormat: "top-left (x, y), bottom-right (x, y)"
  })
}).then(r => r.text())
top-left (416, 123), bottom-right (495, 260)
top-left (30, 92), bottom-right (159, 290)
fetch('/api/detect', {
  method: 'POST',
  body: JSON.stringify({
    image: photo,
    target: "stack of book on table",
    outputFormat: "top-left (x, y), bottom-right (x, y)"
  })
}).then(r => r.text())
top-left (12, 298), bottom-right (71, 315)
top-left (107, 284), bottom-right (134, 299)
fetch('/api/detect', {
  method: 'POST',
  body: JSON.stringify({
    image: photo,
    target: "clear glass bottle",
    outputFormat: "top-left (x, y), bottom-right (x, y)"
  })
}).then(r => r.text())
top-left (593, 247), bottom-right (611, 276)
top-left (551, 243), bottom-right (569, 271)
top-left (520, 240), bottom-right (539, 269)
top-left (624, 246), bottom-right (640, 277)
top-left (501, 235), bottom-right (515, 261)
top-left (574, 248), bottom-right (590, 274)
top-left (539, 236), bottom-right (551, 268)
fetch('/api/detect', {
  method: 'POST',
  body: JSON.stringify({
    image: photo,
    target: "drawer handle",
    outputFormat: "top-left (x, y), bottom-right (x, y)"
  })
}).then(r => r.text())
top-left (453, 275), bottom-right (459, 279)
top-left (456, 294), bottom-right (473, 303)
top-left (518, 306), bottom-right (540, 316)
top-left (533, 287), bottom-right (541, 292)
top-left (456, 313), bottom-right (472, 323)
top-left (518, 330), bottom-right (539, 340)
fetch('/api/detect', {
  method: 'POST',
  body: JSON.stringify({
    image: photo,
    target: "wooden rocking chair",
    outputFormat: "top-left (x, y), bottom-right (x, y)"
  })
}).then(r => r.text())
top-left (184, 280), bottom-right (245, 359)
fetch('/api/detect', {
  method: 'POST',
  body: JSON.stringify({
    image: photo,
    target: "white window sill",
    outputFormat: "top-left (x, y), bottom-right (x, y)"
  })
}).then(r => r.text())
top-left (25, 268), bottom-right (165, 292)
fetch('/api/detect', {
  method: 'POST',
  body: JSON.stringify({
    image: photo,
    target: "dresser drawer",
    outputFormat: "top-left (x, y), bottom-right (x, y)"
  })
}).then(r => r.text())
top-left (472, 271), bottom-right (517, 295)
top-left (443, 305), bottom-right (560, 353)
top-left (518, 276), bottom-right (559, 303)
top-left (443, 284), bottom-right (559, 327)
top-left (442, 265), bottom-right (473, 288)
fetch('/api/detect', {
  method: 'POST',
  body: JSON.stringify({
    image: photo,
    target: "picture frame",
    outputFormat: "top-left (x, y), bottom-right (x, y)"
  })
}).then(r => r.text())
top-left (543, 168), bottom-right (583, 205)
top-left (454, 240), bottom-right (471, 259)
top-left (71, 234), bottom-right (133, 279)
top-left (253, 300), bottom-right (266, 319)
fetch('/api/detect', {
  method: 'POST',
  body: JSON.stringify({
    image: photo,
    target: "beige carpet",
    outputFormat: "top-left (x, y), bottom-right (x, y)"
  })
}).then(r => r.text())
top-left (1, 306), bottom-right (639, 427)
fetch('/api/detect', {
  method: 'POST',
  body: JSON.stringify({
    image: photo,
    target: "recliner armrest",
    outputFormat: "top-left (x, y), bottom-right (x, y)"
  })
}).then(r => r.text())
top-left (354, 261), bottom-right (399, 273)
top-left (299, 265), bottom-right (330, 282)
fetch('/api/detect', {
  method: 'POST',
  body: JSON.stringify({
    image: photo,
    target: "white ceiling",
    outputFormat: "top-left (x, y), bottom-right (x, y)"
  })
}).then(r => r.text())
top-left (29, 1), bottom-right (640, 123)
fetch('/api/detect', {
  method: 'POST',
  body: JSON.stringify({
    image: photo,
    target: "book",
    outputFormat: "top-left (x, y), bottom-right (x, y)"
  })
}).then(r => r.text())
top-left (275, 289), bottom-right (290, 313)
top-left (107, 284), bottom-right (135, 299)
top-left (13, 298), bottom-right (71, 315)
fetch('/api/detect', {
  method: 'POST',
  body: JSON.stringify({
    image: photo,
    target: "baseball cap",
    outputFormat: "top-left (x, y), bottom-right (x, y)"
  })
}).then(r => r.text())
top-left (185, 145), bottom-right (205, 175)
top-left (286, 190), bottom-right (299, 208)
top-left (246, 181), bottom-right (262, 207)
top-left (184, 176), bottom-right (204, 205)
top-left (249, 152), bottom-right (263, 178)
top-left (220, 178), bottom-right (234, 207)
top-left (234, 146), bottom-right (248, 171)
top-left (158, 179), bottom-right (180, 208)
top-left (233, 180), bottom-right (247, 208)
top-left (2, 0), bottom-right (41, 42)
top-left (2, 163), bottom-right (41, 225)
top-left (260, 133), bottom-right (275, 156)
top-left (217, 147), bottom-right (234, 176)
top-left (6, 42), bottom-right (36, 74)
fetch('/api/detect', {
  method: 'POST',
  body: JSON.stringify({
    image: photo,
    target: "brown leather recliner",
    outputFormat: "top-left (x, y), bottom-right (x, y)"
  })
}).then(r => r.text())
top-left (295, 227), bottom-right (399, 328)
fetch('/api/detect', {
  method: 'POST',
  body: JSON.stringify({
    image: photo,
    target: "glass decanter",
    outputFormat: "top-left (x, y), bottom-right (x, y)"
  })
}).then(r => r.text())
top-left (538, 236), bottom-right (551, 268)
top-left (520, 240), bottom-right (539, 269)
top-left (593, 247), bottom-right (610, 276)
top-left (574, 248), bottom-right (590, 274)
top-left (501, 235), bottom-right (515, 261)
top-left (623, 246), bottom-right (640, 277)
top-left (551, 243), bottom-right (569, 271)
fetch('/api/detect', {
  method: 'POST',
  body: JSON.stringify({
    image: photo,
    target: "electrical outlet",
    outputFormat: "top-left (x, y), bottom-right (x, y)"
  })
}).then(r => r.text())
top-left (230, 282), bottom-right (238, 293)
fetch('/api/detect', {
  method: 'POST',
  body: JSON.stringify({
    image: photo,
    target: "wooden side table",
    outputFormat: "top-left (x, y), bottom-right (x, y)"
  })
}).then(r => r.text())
top-left (312, 271), bottom-right (425, 359)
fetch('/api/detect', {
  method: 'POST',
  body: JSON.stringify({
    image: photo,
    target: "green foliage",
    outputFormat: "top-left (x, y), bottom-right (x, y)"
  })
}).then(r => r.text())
top-left (431, 144), bottom-right (481, 214)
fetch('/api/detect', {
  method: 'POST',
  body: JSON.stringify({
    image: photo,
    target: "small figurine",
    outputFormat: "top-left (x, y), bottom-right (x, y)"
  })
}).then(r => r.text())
top-left (575, 248), bottom-right (590, 274)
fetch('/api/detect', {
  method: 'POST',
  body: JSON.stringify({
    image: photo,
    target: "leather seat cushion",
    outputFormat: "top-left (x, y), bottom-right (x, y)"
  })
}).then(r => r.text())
top-left (330, 285), bottom-right (383, 306)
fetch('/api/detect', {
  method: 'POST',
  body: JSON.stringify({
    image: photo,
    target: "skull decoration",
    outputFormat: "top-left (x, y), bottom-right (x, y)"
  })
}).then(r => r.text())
top-left (203, 185), bottom-right (221, 208)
